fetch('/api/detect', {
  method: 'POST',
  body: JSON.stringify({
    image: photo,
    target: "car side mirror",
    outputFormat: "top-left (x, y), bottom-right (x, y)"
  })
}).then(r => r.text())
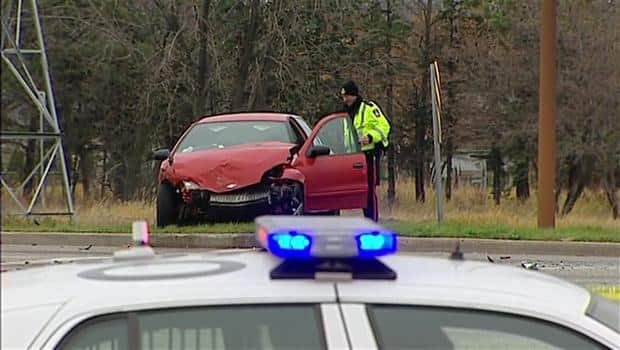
top-left (307, 145), bottom-right (331, 158)
top-left (153, 148), bottom-right (170, 161)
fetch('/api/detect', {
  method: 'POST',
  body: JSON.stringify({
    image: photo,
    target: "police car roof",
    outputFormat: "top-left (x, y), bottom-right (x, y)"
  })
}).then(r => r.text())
top-left (2, 250), bottom-right (590, 318)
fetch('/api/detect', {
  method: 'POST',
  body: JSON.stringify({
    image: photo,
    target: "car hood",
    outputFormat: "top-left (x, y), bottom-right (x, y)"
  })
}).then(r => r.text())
top-left (171, 142), bottom-right (294, 193)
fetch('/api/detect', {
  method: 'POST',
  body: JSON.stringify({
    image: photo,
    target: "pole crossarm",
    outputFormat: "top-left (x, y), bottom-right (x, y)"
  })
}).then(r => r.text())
top-left (1, 131), bottom-right (63, 139)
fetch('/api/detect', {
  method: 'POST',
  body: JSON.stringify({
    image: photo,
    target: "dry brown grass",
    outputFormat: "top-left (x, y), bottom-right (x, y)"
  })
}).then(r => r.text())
top-left (2, 179), bottom-right (618, 232)
top-left (379, 178), bottom-right (618, 231)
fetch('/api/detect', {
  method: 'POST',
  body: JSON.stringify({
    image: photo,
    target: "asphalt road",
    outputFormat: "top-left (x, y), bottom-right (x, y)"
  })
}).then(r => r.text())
top-left (2, 244), bottom-right (618, 287)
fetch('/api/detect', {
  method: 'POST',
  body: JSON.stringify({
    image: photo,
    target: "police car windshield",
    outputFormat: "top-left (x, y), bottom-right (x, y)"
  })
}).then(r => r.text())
top-left (586, 295), bottom-right (620, 333)
top-left (176, 121), bottom-right (299, 153)
top-left (59, 305), bottom-right (325, 350)
top-left (367, 305), bottom-right (606, 350)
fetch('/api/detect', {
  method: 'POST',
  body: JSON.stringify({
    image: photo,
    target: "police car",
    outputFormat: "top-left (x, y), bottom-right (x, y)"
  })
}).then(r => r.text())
top-left (2, 217), bottom-right (619, 350)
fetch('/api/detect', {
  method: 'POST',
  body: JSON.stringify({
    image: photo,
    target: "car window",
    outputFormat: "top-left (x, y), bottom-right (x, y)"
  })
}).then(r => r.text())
top-left (58, 305), bottom-right (325, 350)
top-left (58, 315), bottom-right (129, 350)
top-left (586, 294), bottom-right (620, 332)
top-left (312, 117), bottom-right (360, 155)
top-left (293, 116), bottom-right (313, 137)
top-left (367, 305), bottom-right (606, 350)
top-left (176, 121), bottom-right (297, 153)
top-left (294, 116), bottom-right (327, 147)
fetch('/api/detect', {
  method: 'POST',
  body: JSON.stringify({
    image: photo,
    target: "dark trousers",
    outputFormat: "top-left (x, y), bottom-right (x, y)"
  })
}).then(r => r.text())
top-left (364, 150), bottom-right (379, 221)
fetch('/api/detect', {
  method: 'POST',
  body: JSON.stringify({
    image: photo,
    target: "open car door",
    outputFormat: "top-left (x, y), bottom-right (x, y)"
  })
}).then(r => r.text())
top-left (295, 113), bottom-right (368, 212)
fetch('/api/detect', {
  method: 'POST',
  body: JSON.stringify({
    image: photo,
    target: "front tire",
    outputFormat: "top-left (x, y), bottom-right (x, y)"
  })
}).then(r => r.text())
top-left (157, 183), bottom-right (178, 227)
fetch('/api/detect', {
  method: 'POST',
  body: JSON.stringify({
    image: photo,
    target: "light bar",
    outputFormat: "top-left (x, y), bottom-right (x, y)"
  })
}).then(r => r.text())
top-left (255, 216), bottom-right (398, 259)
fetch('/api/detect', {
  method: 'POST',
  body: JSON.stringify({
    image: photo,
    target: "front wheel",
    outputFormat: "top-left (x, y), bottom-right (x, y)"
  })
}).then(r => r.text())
top-left (157, 183), bottom-right (178, 227)
top-left (270, 181), bottom-right (304, 215)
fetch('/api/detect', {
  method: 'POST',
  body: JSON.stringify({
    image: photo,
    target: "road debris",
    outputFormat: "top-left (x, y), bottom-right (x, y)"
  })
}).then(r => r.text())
top-left (450, 241), bottom-right (464, 260)
top-left (521, 261), bottom-right (539, 270)
top-left (78, 244), bottom-right (93, 251)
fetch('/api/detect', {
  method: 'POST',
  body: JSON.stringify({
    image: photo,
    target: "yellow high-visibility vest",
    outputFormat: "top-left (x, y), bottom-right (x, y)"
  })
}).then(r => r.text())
top-left (350, 101), bottom-right (391, 151)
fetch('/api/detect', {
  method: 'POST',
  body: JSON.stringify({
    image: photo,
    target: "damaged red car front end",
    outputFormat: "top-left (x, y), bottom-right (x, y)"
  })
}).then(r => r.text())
top-left (161, 141), bottom-right (298, 216)
top-left (154, 112), bottom-right (368, 227)
top-left (154, 114), bottom-right (306, 226)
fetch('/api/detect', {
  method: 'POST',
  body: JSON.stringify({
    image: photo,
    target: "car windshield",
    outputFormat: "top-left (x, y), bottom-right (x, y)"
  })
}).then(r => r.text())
top-left (367, 305), bottom-right (606, 350)
top-left (586, 295), bottom-right (620, 333)
top-left (176, 121), bottom-right (298, 153)
top-left (58, 305), bottom-right (325, 350)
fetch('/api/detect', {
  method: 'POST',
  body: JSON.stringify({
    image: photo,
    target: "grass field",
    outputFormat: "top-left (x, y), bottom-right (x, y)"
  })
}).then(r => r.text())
top-left (2, 180), bottom-right (618, 241)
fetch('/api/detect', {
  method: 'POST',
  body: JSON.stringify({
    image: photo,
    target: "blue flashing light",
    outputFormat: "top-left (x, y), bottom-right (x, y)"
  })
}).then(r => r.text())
top-left (356, 231), bottom-right (397, 257)
top-left (274, 233), bottom-right (310, 250)
top-left (268, 231), bottom-right (312, 259)
top-left (263, 228), bottom-right (397, 259)
top-left (359, 234), bottom-right (385, 250)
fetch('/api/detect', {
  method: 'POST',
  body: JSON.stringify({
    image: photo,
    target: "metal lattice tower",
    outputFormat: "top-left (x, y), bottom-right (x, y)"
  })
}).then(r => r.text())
top-left (1, 0), bottom-right (74, 219)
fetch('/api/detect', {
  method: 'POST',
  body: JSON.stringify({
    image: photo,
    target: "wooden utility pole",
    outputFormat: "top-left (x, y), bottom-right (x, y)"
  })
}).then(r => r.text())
top-left (386, 0), bottom-right (396, 206)
top-left (430, 63), bottom-right (444, 223)
top-left (538, 0), bottom-right (557, 228)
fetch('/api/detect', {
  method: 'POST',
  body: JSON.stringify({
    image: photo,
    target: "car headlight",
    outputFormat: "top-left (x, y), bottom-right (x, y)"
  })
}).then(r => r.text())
top-left (182, 181), bottom-right (200, 190)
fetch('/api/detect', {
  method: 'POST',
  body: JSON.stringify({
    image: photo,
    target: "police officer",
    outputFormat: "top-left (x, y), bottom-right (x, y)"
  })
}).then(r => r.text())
top-left (340, 80), bottom-right (391, 222)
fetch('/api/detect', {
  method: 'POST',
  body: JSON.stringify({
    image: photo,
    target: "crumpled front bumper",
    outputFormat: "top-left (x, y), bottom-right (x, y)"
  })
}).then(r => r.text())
top-left (182, 185), bottom-right (270, 208)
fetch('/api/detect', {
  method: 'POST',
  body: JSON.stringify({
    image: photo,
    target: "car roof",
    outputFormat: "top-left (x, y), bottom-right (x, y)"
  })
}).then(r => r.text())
top-left (3, 250), bottom-right (599, 349)
top-left (2, 251), bottom-right (590, 316)
top-left (340, 254), bottom-right (592, 318)
top-left (1, 251), bottom-right (334, 349)
top-left (2, 251), bottom-right (334, 311)
top-left (196, 112), bottom-right (301, 123)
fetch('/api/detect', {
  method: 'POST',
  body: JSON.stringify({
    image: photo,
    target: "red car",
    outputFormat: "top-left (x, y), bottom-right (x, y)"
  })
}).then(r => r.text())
top-left (153, 112), bottom-right (369, 226)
